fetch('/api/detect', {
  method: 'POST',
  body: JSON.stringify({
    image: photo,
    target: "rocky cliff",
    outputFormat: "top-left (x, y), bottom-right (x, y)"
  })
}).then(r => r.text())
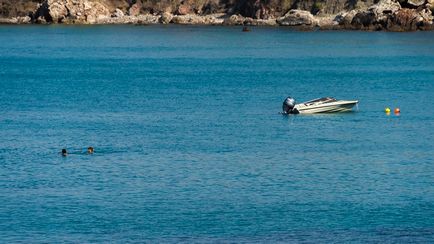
top-left (0, 0), bottom-right (433, 30)
top-left (0, 0), bottom-right (378, 18)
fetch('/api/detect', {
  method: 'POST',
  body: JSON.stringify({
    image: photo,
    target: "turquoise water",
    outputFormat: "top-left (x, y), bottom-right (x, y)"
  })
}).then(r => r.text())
top-left (1, 25), bottom-right (434, 242)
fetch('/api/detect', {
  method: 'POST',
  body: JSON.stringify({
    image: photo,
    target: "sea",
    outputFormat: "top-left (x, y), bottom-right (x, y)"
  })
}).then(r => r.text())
top-left (1, 25), bottom-right (434, 243)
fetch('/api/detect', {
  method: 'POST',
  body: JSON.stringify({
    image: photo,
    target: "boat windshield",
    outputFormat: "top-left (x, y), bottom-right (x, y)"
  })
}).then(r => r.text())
top-left (303, 97), bottom-right (336, 105)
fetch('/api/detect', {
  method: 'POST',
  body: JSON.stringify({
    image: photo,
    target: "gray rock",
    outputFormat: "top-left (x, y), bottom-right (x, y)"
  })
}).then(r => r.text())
top-left (348, 0), bottom-right (401, 29)
top-left (112, 8), bottom-right (124, 18)
top-left (416, 8), bottom-right (433, 27)
top-left (34, 0), bottom-right (110, 24)
top-left (160, 12), bottom-right (173, 24)
top-left (291, 0), bottom-right (376, 15)
top-left (277, 10), bottom-right (318, 26)
top-left (368, 0), bottom-right (401, 18)
top-left (17, 16), bottom-right (31, 24)
top-left (407, 0), bottom-right (426, 7)
top-left (98, 14), bottom-right (159, 25)
top-left (316, 16), bottom-right (338, 27)
top-left (244, 18), bottom-right (277, 26)
top-left (136, 14), bottom-right (160, 24)
top-left (351, 11), bottom-right (377, 29)
top-left (347, 0), bottom-right (433, 30)
top-left (170, 14), bottom-right (225, 25)
top-left (171, 14), bottom-right (207, 25)
top-left (1, 16), bottom-right (32, 24)
top-left (223, 14), bottom-right (246, 25)
top-left (48, 0), bottom-right (68, 22)
top-left (39, 16), bottom-right (47, 24)
top-left (334, 10), bottom-right (358, 26)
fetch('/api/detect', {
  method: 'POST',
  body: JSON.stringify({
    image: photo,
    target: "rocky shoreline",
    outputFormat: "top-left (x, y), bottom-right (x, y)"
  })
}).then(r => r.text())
top-left (0, 0), bottom-right (433, 31)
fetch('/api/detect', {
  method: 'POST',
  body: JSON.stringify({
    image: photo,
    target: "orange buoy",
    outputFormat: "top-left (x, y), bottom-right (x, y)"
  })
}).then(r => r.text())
top-left (394, 108), bottom-right (400, 114)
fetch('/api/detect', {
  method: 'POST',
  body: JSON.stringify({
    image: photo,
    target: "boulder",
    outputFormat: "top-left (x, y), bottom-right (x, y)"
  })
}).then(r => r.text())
top-left (225, 14), bottom-right (276, 26)
top-left (349, 0), bottom-right (400, 28)
top-left (48, 1), bottom-right (68, 22)
top-left (389, 8), bottom-right (421, 30)
top-left (347, 0), bottom-right (433, 30)
top-left (112, 8), bottom-right (124, 18)
top-left (128, 3), bottom-right (141, 16)
top-left (204, 14), bottom-right (225, 25)
top-left (223, 14), bottom-right (246, 25)
top-left (243, 18), bottom-right (277, 26)
top-left (350, 0), bottom-right (402, 30)
top-left (84, 2), bottom-right (110, 24)
top-left (389, 8), bottom-right (433, 30)
top-left (277, 9), bottom-right (318, 26)
top-left (368, 0), bottom-right (401, 18)
top-left (36, 16), bottom-right (47, 24)
top-left (171, 14), bottom-right (205, 24)
top-left (170, 14), bottom-right (225, 25)
top-left (0, 18), bottom-right (13, 24)
top-left (17, 16), bottom-right (31, 24)
top-left (335, 10), bottom-right (357, 27)
top-left (351, 11), bottom-right (377, 29)
top-left (136, 14), bottom-right (160, 25)
top-left (160, 12), bottom-right (173, 24)
top-left (98, 14), bottom-right (159, 25)
top-left (407, 0), bottom-right (426, 7)
top-left (177, 4), bottom-right (192, 15)
top-left (419, 7), bottom-right (433, 23)
top-left (0, 16), bottom-right (31, 24)
top-left (33, 0), bottom-right (111, 24)
top-left (316, 16), bottom-right (339, 27)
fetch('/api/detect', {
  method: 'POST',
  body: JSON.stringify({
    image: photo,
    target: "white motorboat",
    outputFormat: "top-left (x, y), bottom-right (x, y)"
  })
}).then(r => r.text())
top-left (282, 97), bottom-right (358, 114)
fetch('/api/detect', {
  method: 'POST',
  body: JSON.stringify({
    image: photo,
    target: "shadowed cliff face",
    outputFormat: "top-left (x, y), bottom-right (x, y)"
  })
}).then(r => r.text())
top-left (0, 0), bottom-right (377, 19)
top-left (291, 0), bottom-right (377, 15)
top-left (0, 0), bottom-right (40, 17)
top-left (0, 0), bottom-right (129, 18)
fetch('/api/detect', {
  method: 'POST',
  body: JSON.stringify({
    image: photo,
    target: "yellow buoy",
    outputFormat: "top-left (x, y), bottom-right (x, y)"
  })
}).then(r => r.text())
top-left (385, 107), bottom-right (391, 113)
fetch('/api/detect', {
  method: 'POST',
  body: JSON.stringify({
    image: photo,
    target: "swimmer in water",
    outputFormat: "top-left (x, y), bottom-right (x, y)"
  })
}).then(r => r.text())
top-left (87, 147), bottom-right (94, 154)
top-left (61, 148), bottom-right (67, 156)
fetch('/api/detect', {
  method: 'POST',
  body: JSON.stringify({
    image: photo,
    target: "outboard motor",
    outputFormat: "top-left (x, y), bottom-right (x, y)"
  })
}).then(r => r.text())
top-left (282, 97), bottom-right (299, 114)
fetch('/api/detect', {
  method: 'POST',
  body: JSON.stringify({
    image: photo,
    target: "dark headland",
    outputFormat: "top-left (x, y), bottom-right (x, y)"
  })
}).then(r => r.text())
top-left (0, 0), bottom-right (433, 31)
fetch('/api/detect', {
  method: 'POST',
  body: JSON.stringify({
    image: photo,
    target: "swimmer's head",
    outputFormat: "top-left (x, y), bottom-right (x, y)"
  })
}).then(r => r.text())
top-left (87, 147), bottom-right (94, 154)
top-left (61, 148), bottom-right (67, 156)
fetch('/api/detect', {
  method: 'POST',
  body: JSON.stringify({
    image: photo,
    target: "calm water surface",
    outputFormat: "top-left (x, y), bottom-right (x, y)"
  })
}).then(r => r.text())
top-left (1, 25), bottom-right (434, 242)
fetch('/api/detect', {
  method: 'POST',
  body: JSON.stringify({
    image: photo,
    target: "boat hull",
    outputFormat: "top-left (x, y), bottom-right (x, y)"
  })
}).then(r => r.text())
top-left (294, 100), bottom-right (358, 114)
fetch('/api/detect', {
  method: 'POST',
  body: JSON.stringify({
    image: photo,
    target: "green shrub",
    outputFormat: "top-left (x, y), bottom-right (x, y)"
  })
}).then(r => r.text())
top-left (281, 0), bottom-right (292, 13)
top-left (311, 2), bottom-right (322, 15)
